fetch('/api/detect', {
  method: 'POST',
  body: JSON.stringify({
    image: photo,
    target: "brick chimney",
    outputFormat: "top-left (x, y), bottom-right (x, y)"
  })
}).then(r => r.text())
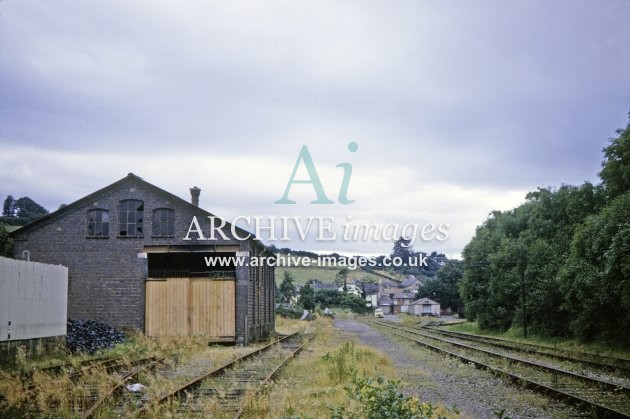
top-left (190, 186), bottom-right (201, 206)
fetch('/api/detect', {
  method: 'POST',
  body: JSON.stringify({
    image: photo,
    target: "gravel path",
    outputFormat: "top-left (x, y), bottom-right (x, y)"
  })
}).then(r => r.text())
top-left (334, 318), bottom-right (582, 419)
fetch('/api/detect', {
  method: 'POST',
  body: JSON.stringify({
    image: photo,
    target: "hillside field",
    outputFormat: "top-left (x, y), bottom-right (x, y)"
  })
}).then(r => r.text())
top-left (273, 255), bottom-right (383, 286)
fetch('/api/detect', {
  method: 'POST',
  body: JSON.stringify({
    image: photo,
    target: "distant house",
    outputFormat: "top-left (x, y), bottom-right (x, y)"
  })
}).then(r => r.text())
top-left (409, 297), bottom-right (441, 317)
top-left (392, 292), bottom-right (416, 314)
top-left (311, 282), bottom-right (338, 292)
top-left (379, 279), bottom-right (400, 296)
top-left (338, 282), bottom-right (362, 296)
top-left (360, 282), bottom-right (379, 307)
top-left (399, 276), bottom-right (421, 294)
top-left (377, 278), bottom-right (415, 314)
top-left (377, 294), bottom-right (393, 314)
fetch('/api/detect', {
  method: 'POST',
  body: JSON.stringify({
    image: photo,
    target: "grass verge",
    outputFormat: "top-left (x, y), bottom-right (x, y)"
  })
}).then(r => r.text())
top-left (241, 316), bottom-right (457, 418)
top-left (445, 322), bottom-right (630, 359)
top-left (0, 332), bottom-right (259, 417)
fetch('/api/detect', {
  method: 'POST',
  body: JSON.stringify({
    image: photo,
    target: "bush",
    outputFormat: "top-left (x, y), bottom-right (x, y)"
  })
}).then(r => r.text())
top-left (0, 224), bottom-right (13, 258)
top-left (314, 289), bottom-right (369, 314)
top-left (333, 374), bottom-right (446, 419)
top-left (284, 342), bottom-right (451, 419)
top-left (275, 306), bottom-right (304, 319)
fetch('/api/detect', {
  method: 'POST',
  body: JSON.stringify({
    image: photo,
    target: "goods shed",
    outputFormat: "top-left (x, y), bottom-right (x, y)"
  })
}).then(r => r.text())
top-left (10, 173), bottom-right (275, 344)
top-left (409, 297), bottom-right (441, 317)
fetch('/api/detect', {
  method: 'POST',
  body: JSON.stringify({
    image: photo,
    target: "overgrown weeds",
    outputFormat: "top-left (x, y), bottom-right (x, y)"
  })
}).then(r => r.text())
top-left (322, 341), bottom-right (377, 383)
top-left (332, 374), bottom-right (454, 419)
top-left (244, 316), bottom-right (456, 418)
top-left (446, 321), bottom-right (630, 359)
top-left (0, 331), bottom-right (245, 417)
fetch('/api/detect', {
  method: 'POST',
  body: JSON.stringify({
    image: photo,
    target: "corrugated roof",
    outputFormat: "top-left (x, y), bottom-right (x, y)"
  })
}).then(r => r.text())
top-left (400, 277), bottom-right (418, 288)
top-left (411, 297), bottom-right (440, 305)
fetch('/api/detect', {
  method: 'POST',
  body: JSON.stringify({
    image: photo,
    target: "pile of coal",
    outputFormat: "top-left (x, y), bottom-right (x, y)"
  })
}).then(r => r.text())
top-left (66, 319), bottom-right (126, 354)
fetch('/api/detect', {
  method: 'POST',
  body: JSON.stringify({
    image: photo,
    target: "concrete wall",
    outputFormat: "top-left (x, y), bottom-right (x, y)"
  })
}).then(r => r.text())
top-left (0, 256), bottom-right (68, 341)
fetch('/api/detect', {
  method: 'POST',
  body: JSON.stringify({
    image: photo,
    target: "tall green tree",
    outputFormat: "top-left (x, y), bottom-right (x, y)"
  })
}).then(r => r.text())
top-left (560, 193), bottom-right (630, 345)
top-left (299, 282), bottom-right (315, 310)
top-left (458, 116), bottom-right (630, 344)
top-left (417, 260), bottom-right (463, 312)
top-left (278, 271), bottom-right (296, 304)
top-left (460, 210), bottom-right (525, 331)
top-left (600, 120), bottom-right (630, 200)
top-left (391, 237), bottom-right (414, 271)
top-left (392, 236), bottom-right (413, 256)
top-left (2, 195), bottom-right (15, 217)
top-left (13, 197), bottom-right (48, 223)
top-left (335, 267), bottom-right (351, 291)
top-left (460, 183), bottom-right (602, 335)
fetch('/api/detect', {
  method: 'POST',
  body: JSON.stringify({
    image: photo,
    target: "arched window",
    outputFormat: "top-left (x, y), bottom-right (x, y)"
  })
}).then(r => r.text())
top-left (152, 208), bottom-right (175, 237)
top-left (87, 209), bottom-right (109, 237)
top-left (118, 200), bottom-right (144, 237)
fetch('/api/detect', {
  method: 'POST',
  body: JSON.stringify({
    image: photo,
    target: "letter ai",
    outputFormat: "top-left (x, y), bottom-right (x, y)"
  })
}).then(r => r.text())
top-left (275, 142), bottom-right (358, 205)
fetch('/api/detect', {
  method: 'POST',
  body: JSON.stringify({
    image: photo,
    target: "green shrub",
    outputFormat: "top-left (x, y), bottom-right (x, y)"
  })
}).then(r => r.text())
top-left (333, 374), bottom-right (447, 419)
top-left (0, 224), bottom-right (13, 258)
top-left (275, 306), bottom-right (304, 319)
top-left (314, 289), bottom-right (369, 314)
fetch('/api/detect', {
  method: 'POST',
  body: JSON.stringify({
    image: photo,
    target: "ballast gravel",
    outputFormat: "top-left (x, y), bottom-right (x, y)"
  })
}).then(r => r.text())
top-left (334, 318), bottom-right (583, 419)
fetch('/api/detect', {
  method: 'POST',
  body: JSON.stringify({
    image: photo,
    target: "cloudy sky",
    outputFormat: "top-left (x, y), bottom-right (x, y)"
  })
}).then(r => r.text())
top-left (1, 1), bottom-right (628, 258)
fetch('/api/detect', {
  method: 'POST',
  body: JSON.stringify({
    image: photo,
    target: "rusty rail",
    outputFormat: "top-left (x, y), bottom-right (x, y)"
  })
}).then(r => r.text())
top-left (424, 323), bottom-right (630, 373)
top-left (127, 332), bottom-right (302, 417)
top-left (368, 320), bottom-right (630, 418)
top-left (81, 356), bottom-right (164, 419)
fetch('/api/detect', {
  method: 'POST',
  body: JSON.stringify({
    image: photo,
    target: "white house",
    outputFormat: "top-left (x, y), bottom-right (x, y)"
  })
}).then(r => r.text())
top-left (409, 297), bottom-right (441, 317)
top-left (393, 292), bottom-right (417, 313)
top-left (338, 282), bottom-right (362, 296)
top-left (362, 282), bottom-right (380, 307)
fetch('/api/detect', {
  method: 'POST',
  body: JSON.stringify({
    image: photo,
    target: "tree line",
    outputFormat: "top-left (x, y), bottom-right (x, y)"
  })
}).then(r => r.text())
top-left (0, 195), bottom-right (50, 258)
top-left (460, 119), bottom-right (630, 346)
top-left (2, 195), bottom-right (49, 226)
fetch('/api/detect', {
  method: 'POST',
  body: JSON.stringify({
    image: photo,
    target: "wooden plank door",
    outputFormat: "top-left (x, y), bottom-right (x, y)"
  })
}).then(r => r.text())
top-left (145, 278), bottom-right (235, 339)
top-left (190, 280), bottom-right (235, 339)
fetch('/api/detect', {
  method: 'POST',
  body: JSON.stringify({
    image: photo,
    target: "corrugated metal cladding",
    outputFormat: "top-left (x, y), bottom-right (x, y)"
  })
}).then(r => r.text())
top-left (0, 256), bottom-right (68, 341)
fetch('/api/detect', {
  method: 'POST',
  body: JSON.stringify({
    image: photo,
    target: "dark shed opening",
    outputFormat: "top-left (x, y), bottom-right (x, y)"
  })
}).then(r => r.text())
top-left (147, 252), bottom-right (236, 278)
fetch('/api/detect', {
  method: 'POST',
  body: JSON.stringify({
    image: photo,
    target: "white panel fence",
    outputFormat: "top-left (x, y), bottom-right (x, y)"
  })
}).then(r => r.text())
top-left (0, 256), bottom-right (68, 341)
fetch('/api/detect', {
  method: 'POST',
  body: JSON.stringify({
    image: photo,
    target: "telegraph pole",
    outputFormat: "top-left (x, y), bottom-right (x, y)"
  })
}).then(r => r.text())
top-left (520, 245), bottom-right (528, 338)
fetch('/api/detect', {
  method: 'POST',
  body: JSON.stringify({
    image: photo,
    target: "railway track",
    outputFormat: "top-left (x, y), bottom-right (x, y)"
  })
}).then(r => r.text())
top-left (367, 320), bottom-right (630, 418)
top-left (69, 356), bottom-right (162, 381)
top-left (128, 332), bottom-right (304, 418)
top-left (424, 323), bottom-right (630, 375)
top-left (16, 355), bottom-right (117, 380)
top-left (4, 355), bottom-right (165, 418)
top-left (79, 356), bottom-right (165, 418)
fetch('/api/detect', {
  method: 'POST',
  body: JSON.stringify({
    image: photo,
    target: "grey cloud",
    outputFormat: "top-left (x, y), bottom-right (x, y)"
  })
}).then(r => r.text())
top-left (1, 0), bottom-right (628, 256)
